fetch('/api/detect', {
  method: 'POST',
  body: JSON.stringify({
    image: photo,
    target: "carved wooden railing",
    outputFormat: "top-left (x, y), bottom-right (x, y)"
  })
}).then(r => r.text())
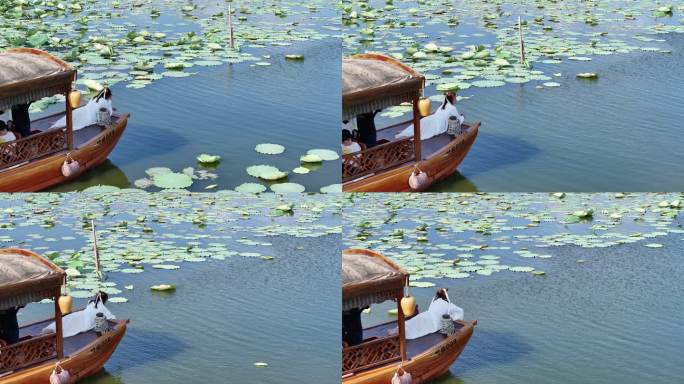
top-left (0, 128), bottom-right (67, 170)
top-left (342, 138), bottom-right (415, 182)
top-left (0, 333), bottom-right (57, 372)
top-left (343, 334), bottom-right (401, 375)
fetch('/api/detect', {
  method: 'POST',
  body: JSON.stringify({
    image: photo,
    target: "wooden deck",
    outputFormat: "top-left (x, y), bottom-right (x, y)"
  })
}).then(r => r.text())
top-left (376, 122), bottom-right (466, 162)
top-left (30, 112), bottom-right (121, 149)
top-left (362, 319), bottom-right (466, 360)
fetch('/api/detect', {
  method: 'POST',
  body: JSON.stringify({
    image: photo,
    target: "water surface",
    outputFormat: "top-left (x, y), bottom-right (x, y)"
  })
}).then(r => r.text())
top-left (3, 192), bottom-right (342, 383)
top-left (344, 1), bottom-right (684, 191)
top-left (344, 193), bottom-right (684, 383)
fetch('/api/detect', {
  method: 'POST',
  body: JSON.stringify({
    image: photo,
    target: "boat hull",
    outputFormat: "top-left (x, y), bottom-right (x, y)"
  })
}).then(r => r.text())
top-left (0, 114), bottom-right (129, 192)
top-left (343, 320), bottom-right (476, 384)
top-left (0, 319), bottom-right (128, 384)
top-left (343, 122), bottom-right (479, 192)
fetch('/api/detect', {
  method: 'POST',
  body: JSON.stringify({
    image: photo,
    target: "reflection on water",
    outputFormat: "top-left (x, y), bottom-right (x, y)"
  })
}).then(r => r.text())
top-left (47, 160), bottom-right (130, 192)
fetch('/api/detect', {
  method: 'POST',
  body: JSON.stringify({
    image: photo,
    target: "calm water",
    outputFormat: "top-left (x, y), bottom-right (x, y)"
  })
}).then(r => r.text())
top-left (31, 2), bottom-right (341, 192)
top-left (6, 193), bottom-right (342, 383)
top-left (433, 33), bottom-right (684, 192)
top-left (347, 1), bottom-right (684, 191)
top-left (345, 193), bottom-right (684, 383)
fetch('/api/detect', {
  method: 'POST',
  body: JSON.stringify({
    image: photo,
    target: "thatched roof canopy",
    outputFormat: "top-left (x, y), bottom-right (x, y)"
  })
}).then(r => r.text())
top-left (0, 48), bottom-right (75, 111)
top-left (342, 53), bottom-right (424, 121)
top-left (342, 248), bottom-right (407, 311)
top-left (0, 249), bottom-right (65, 310)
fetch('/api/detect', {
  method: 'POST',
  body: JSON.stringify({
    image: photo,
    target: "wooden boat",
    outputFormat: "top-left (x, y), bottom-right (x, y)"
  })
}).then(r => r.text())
top-left (0, 48), bottom-right (129, 192)
top-left (342, 249), bottom-right (476, 384)
top-left (0, 249), bottom-right (129, 383)
top-left (342, 53), bottom-right (480, 192)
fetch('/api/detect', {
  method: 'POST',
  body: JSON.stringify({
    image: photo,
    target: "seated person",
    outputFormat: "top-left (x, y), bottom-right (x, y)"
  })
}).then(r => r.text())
top-left (6, 120), bottom-right (21, 139)
top-left (390, 288), bottom-right (463, 339)
top-left (0, 121), bottom-right (16, 143)
top-left (43, 291), bottom-right (115, 337)
top-left (51, 88), bottom-right (113, 131)
top-left (396, 92), bottom-right (464, 140)
top-left (342, 129), bottom-right (362, 155)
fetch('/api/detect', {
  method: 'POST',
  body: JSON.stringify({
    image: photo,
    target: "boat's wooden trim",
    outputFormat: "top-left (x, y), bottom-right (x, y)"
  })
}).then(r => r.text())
top-left (0, 319), bottom-right (129, 384)
top-left (342, 137), bottom-right (416, 182)
top-left (343, 122), bottom-right (480, 192)
top-left (0, 128), bottom-right (68, 169)
top-left (0, 114), bottom-right (129, 192)
top-left (0, 333), bottom-right (57, 373)
top-left (343, 334), bottom-right (402, 375)
top-left (342, 320), bottom-right (476, 384)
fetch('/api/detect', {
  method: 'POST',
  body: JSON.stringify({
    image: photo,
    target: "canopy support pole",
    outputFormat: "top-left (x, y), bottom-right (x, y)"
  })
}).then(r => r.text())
top-left (65, 88), bottom-right (73, 150)
top-left (412, 96), bottom-right (421, 162)
top-left (397, 291), bottom-right (407, 362)
top-left (54, 288), bottom-right (64, 359)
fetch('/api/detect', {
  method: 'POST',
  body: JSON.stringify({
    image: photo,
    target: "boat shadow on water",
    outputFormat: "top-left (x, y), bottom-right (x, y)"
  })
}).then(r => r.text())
top-left (432, 131), bottom-right (541, 191)
top-left (80, 328), bottom-right (189, 383)
top-left (432, 328), bottom-right (534, 383)
top-left (107, 122), bottom-right (191, 167)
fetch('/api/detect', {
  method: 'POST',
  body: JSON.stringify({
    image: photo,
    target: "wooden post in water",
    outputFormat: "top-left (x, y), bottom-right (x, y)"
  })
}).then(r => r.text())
top-left (91, 219), bottom-right (101, 280)
top-left (518, 16), bottom-right (526, 65)
top-left (228, 5), bottom-right (235, 49)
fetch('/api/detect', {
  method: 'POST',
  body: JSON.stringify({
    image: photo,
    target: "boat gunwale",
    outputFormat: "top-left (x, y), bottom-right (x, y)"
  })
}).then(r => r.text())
top-left (343, 319), bottom-right (476, 383)
top-left (343, 121), bottom-right (480, 191)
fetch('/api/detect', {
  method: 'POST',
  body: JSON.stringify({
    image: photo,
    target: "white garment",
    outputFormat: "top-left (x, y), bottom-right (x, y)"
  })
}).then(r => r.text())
top-left (43, 302), bottom-right (116, 338)
top-left (391, 371), bottom-right (413, 384)
top-left (396, 102), bottom-right (463, 140)
top-left (0, 131), bottom-right (16, 143)
top-left (342, 120), bottom-right (355, 131)
top-left (342, 141), bottom-right (362, 155)
top-left (404, 298), bottom-right (463, 340)
top-left (50, 97), bottom-right (113, 131)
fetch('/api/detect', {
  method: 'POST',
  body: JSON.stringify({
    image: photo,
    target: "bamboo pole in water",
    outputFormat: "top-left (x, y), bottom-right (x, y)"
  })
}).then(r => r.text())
top-left (519, 16), bottom-right (526, 64)
top-left (228, 5), bottom-right (235, 49)
top-left (91, 219), bottom-right (101, 279)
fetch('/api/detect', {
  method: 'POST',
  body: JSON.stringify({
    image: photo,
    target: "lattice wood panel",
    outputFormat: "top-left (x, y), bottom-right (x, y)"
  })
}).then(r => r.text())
top-left (342, 138), bottom-right (415, 182)
top-left (0, 333), bottom-right (57, 372)
top-left (0, 128), bottom-right (67, 169)
top-left (343, 334), bottom-right (401, 374)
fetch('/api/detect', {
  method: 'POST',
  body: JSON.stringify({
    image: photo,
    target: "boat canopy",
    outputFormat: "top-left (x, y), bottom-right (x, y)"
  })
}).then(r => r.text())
top-left (342, 248), bottom-right (408, 311)
top-left (0, 248), bottom-right (65, 310)
top-left (0, 48), bottom-right (76, 111)
top-left (342, 53), bottom-right (425, 121)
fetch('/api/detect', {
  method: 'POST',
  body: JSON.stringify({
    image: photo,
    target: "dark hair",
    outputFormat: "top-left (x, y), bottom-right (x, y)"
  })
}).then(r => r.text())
top-left (91, 291), bottom-right (109, 308)
top-left (0, 120), bottom-right (6, 131)
top-left (434, 288), bottom-right (448, 302)
top-left (95, 88), bottom-right (112, 102)
top-left (440, 93), bottom-right (456, 110)
top-left (342, 129), bottom-right (353, 141)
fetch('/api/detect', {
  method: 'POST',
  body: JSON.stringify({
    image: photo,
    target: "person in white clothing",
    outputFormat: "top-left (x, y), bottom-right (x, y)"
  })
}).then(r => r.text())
top-left (0, 121), bottom-right (16, 143)
top-left (51, 88), bottom-right (113, 131)
top-left (396, 92), bottom-right (464, 140)
top-left (400, 288), bottom-right (463, 340)
top-left (342, 129), bottom-right (362, 155)
top-left (43, 291), bottom-right (116, 338)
